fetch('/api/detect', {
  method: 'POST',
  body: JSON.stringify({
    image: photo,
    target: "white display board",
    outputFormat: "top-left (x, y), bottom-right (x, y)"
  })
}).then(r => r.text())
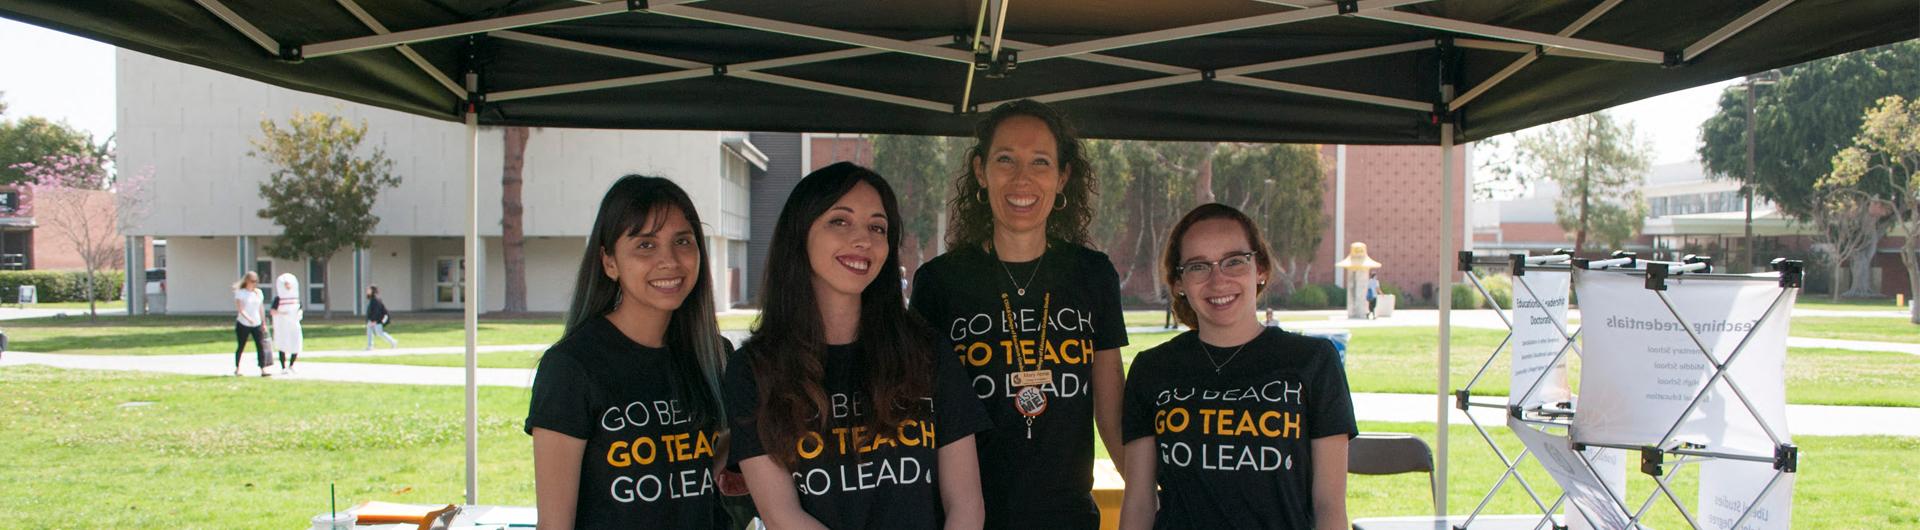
top-left (1510, 417), bottom-right (1632, 529)
top-left (1570, 268), bottom-right (1797, 530)
top-left (1570, 270), bottom-right (1793, 449)
top-left (1508, 270), bottom-right (1572, 410)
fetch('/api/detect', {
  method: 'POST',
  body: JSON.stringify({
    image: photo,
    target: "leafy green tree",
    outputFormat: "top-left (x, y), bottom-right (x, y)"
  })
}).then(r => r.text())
top-left (0, 115), bottom-right (98, 185)
top-left (1107, 141), bottom-right (1209, 300)
top-left (1826, 95), bottom-right (1920, 323)
top-left (250, 111), bottom-right (401, 318)
top-left (871, 134), bottom-right (966, 274)
top-left (1210, 143), bottom-right (1326, 301)
top-left (1517, 111), bottom-right (1651, 254)
top-left (1699, 41), bottom-right (1920, 292)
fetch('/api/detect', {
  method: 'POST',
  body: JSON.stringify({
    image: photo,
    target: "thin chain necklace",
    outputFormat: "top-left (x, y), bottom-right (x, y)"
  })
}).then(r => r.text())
top-left (1200, 336), bottom-right (1253, 373)
top-left (992, 242), bottom-right (1046, 296)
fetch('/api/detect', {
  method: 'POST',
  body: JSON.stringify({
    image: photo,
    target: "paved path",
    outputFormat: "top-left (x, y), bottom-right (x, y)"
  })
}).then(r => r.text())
top-left (7, 350), bottom-right (1916, 437)
top-left (0, 306), bottom-right (126, 320)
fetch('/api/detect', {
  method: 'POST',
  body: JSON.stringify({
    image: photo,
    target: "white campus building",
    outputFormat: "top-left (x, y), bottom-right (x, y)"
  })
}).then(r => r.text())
top-left (117, 49), bottom-right (770, 314)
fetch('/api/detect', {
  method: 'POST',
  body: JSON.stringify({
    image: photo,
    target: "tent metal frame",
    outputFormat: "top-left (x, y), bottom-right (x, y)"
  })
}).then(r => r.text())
top-left (194, 0), bottom-right (1799, 117)
top-left (1563, 257), bottom-right (1805, 530)
top-left (168, 0), bottom-right (1806, 509)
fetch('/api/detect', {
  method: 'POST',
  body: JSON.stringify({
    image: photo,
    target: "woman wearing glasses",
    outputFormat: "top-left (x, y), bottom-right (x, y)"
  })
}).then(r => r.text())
top-left (1118, 204), bottom-right (1355, 530)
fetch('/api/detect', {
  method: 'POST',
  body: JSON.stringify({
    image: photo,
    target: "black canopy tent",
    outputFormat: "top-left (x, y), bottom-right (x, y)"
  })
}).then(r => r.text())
top-left (6, 0), bottom-right (1913, 516)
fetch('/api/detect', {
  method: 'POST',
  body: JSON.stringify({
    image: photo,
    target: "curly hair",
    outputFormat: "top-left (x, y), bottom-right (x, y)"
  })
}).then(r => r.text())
top-left (944, 99), bottom-right (1096, 250)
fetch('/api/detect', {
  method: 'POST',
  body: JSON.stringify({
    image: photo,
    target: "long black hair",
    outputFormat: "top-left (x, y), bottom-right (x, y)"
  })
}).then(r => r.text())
top-left (745, 162), bottom-right (933, 468)
top-left (946, 99), bottom-right (1097, 250)
top-left (562, 174), bottom-right (727, 428)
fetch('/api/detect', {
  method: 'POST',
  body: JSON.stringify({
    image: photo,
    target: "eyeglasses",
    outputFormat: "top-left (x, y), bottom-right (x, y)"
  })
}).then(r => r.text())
top-left (1176, 252), bottom-right (1258, 283)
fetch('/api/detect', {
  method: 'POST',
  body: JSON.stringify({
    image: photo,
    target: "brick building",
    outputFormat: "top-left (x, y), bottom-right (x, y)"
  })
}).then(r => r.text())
top-left (1306, 144), bottom-right (1473, 302)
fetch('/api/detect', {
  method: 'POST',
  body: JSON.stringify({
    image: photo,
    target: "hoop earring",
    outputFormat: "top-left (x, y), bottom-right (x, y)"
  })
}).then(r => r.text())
top-left (1053, 194), bottom-right (1067, 211)
top-left (975, 188), bottom-right (987, 204)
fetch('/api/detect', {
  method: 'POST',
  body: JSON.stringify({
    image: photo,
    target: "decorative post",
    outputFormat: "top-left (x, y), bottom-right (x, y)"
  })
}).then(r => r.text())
top-left (1333, 242), bottom-right (1382, 319)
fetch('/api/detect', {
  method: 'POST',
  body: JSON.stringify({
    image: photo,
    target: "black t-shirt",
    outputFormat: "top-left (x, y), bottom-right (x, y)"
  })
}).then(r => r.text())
top-left (523, 316), bottom-right (727, 530)
top-left (1121, 327), bottom-right (1358, 530)
top-left (723, 339), bottom-right (991, 530)
top-left (910, 242), bottom-right (1129, 530)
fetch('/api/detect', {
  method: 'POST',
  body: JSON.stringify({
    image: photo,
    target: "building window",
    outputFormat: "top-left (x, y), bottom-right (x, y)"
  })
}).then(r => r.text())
top-left (0, 231), bottom-right (29, 269)
top-left (0, 192), bottom-right (18, 215)
top-left (308, 259), bottom-right (327, 305)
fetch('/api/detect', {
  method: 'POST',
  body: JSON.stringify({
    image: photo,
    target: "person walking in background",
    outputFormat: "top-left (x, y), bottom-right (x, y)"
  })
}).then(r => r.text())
top-left (270, 273), bottom-right (305, 374)
top-left (1366, 272), bottom-right (1380, 320)
top-left (364, 285), bottom-right (398, 350)
top-left (231, 271), bottom-right (271, 377)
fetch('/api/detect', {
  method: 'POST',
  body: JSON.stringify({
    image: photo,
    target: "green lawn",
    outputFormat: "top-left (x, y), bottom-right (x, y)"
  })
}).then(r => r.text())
top-left (15, 301), bottom-right (115, 310)
top-left (3, 366), bottom-right (1909, 529)
top-left (1112, 326), bottom-right (1920, 408)
top-left (0, 365), bottom-right (538, 529)
top-left (5, 314), bottom-right (564, 355)
top-left (1790, 316), bottom-right (1920, 344)
top-left (14, 312), bottom-right (1916, 406)
top-left (1795, 297), bottom-right (1909, 312)
top-left (717, 313), bottom-right (759, 331)
top-left (1120, 309), bottom-right (1326, 329)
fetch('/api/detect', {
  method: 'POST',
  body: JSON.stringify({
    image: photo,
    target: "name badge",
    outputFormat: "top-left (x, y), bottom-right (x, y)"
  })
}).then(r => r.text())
top-left (1011, 370), bottom-right (1053, 387)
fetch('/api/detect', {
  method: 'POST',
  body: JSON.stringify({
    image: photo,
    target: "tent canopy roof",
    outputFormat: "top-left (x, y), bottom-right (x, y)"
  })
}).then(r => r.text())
top-left (4, 0), bottom-right (1914, 144)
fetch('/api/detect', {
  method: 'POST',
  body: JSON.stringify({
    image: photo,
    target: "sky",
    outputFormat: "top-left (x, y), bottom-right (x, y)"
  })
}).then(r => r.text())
top-left (0, 16), bottom-right (1733, 168)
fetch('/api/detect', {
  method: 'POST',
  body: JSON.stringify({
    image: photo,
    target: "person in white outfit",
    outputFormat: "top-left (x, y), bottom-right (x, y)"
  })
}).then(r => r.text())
top-left (270, 273), bottom-right (305, 374)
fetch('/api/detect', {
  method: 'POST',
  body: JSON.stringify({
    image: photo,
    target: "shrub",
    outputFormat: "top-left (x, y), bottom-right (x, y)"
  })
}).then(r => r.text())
top-left (1317, 283), bottom-right (1347, 308)
top-left (1480, 274), bottom-right (1513, 309)
top-left (0, 270), bottom-right (125, 303)
top-left (1287, 285), bottom-right (1329, 309)
top-left (1450, 282), bottom-right (1484, 309)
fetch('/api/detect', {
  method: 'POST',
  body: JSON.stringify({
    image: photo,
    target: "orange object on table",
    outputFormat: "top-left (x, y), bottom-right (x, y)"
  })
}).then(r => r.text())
top-left (348, 500), bottom-right (456, 526)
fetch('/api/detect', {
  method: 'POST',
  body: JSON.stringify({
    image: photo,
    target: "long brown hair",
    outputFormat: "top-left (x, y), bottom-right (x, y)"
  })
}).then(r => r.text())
top-left (746, 162), bottom-right (933, 468)
top-left (945, 99), bottom-right (1097, 250)
top-left (561, 175), bottom-right (727, 429)
top-left (1161, 203), bottom-right (1275, 329)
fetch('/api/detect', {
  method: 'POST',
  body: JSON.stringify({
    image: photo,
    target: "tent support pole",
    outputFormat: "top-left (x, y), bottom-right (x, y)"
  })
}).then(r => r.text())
top-left (1436, 96), bottom-right (1455, 519)
top-left (463, 72), bottom-right (481, 507)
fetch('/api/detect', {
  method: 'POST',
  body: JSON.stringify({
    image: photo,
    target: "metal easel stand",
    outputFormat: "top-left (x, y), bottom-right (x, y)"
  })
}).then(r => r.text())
top-left (1452, 249), bottom-right (1587, 530)
top-left (1568, 256), bottom-right (1805, 530)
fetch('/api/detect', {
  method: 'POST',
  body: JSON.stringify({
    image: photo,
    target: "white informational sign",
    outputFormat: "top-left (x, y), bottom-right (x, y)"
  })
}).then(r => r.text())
top-left (1565, 441), bottom-right (1627, 530)
top-left (1509, 417), bottom-right (1632, 530)
top-left (1509, 270), bottom-right (1572, 410)
top-left (17, 285), bottom-right (34, 305)
top-left (1570, 269), bottom-right (1794, 450)
top-left (1698, 456), bottom-right (1795, 530)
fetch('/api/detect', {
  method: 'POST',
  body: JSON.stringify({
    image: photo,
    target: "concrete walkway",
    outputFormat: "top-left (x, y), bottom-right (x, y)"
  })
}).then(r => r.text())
top-left (0, 306), bottom-right (126, 320)
top-left (6, 349), bottom-right (1916, 437)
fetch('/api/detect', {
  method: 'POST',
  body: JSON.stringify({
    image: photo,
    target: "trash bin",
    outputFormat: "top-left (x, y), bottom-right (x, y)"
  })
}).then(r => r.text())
top-left (1376, 294), bottom-right (1396, 318)
top-left (1299, 329), bottom-right (1350, 365)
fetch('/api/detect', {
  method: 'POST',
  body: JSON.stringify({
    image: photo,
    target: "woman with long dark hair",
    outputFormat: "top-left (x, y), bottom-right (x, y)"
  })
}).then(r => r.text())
top-left (725, 162), bottom-right (989, 529)
top-left (910, 99), bottom-right (1128, 530)
top-left (525, 175), bottom-right (731, 529)
top-left (1119, 204), bottom-right (1354, 530)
